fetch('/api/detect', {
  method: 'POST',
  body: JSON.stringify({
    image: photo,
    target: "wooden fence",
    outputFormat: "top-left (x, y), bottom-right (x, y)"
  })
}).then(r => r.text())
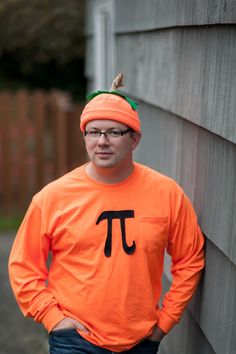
top-left (0, 90), bottom-right (87, 216)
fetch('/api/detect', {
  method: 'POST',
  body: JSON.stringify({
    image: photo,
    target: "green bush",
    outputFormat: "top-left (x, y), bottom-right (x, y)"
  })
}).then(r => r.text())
top-left (0, 0), bottom-right (86, 101)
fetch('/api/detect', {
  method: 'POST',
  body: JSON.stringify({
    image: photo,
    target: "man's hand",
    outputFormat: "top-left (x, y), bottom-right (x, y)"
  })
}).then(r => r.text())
top-left (147, 325), bottom-right (166, 342)
top-left (51, 317), bottom-right (90, 334)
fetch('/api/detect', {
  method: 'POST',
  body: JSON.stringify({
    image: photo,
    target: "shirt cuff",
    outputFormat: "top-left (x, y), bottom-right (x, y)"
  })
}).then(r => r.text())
top-left (41, 306), bottom-right (66, 332)
top-left (157, 311), bottom-right (177, 334)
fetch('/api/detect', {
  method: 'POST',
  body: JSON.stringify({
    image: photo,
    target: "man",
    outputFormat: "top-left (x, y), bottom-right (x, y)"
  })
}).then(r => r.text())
top-left (9, 74), bottom-right (204, 354)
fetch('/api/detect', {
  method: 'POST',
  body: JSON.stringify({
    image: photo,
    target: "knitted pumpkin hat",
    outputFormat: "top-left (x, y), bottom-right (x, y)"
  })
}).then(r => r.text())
top-left (80, 73), bottom-right (141, 132)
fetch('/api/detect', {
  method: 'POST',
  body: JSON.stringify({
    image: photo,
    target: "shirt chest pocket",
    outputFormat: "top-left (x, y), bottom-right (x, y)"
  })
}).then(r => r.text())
top-left (137, 216), bottom-right (168, 253)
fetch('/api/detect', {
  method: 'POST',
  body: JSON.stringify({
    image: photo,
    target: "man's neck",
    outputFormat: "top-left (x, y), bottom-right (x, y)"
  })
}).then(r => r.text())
top-left (85, 162), bottom-right (135, 184)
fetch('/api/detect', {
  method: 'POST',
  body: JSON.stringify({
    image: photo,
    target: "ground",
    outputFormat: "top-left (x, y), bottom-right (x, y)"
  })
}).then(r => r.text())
top-left (0, 233), bottom-right (48, 354)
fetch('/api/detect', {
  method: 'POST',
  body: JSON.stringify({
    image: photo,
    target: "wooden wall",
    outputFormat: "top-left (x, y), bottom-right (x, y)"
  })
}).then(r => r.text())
top-left (85, 1), bottom-right (236, 353)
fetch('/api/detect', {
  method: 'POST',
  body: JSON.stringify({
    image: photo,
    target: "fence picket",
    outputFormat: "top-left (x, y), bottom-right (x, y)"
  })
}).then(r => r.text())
top-left (17, 90), bottom-right (28, 212)
top-left (0, 93), bottom-right (12, 214)
top-left (51, 91), bottom-right (68, 178)
top-left (33, 91), bottom-right (45, 191)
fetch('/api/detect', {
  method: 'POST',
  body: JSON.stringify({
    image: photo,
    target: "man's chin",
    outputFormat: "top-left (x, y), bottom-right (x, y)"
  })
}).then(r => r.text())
top-left (93, 159), bottom-right (117, 169)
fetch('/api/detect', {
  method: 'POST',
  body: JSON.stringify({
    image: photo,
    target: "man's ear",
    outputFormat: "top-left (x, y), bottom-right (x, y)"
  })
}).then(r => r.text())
top-left (131, 133), bottom-right (142, 151)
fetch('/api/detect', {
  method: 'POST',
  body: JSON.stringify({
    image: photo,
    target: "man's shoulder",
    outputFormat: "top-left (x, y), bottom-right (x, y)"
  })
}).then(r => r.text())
top-left (33, 165), bottom-right (85, 204)
top-left (136, 163), bottom-right (182, 191)
top-left (136, 163), bottom-right (185, 212)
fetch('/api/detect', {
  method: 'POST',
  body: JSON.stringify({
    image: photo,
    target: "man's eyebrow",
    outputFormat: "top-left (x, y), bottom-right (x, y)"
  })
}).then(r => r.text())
top-left (86, 127), bottom-right (102, 130)
top-left (88, 126), bottom-right (123, 130)
top-left (107, 127), bottom-right (123, 130)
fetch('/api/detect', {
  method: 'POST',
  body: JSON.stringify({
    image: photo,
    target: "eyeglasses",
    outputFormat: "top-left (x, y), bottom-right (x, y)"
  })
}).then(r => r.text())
top-left (84, 129), bottom-right (133, 139)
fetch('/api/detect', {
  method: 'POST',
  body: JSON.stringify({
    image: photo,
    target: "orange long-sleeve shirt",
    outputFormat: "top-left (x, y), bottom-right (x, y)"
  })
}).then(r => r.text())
top-left (9, 163), bottom-right (204, 352)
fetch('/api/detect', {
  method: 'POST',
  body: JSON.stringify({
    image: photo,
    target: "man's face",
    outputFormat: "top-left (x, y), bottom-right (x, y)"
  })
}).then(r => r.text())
top-left (84, 119), bottom-right (141, 169)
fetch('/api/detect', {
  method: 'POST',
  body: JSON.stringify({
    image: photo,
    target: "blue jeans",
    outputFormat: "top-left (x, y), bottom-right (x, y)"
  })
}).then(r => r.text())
top-left (49, 329), bottom-right (160, 354)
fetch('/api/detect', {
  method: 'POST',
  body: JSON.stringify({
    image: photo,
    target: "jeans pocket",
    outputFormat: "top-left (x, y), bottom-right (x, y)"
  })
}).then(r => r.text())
top-left (134, 339), bottom-right (160, 354)
top-left (145, 339), bottom-right (161, 347)
top-left (50, 328), bottom-right (77, 336)
top-left (49, 329), bottom-right (91, 354)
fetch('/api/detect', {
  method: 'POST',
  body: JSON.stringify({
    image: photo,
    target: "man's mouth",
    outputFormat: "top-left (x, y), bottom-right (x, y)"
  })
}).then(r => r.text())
top-left (96, 152), bottom-right (112, 155)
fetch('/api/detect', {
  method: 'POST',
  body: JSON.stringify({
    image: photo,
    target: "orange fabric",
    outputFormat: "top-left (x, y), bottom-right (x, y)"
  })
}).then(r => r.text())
top-left (9, 163), bottom-right (204, 352)
top-left (80, 93), bottom-right (141, 132)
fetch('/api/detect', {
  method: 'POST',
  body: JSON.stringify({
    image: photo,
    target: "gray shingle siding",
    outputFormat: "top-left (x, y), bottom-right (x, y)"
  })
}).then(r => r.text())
top-left (85, 1), bottom-right (236, 352)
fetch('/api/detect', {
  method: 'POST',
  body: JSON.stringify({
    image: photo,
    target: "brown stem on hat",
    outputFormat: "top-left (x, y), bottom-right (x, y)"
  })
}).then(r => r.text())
top-left (110, 72), bottom-right (124, 91)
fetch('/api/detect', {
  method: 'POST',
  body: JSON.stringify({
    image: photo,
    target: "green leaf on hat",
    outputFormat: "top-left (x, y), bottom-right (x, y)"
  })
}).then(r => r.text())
top-left (86, 90), bottom-right (139, 110)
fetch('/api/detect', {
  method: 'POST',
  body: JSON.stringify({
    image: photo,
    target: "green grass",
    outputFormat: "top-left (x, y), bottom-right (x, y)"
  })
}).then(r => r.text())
top-left (0, 216), bottom-right (23, 232)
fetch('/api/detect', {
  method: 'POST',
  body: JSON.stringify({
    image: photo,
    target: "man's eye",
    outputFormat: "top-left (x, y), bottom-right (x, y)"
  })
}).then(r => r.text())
top-left (89, 131), bottom-right (100, 136)
top-left (109, 131), bottom-right (121, 137)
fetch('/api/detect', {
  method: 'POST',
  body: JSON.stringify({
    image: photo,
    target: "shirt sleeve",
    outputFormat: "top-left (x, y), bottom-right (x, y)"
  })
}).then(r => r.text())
top-left (8, 200), bottom-right (65, 331)
top-left (157, 193), bottom-right (205, 333)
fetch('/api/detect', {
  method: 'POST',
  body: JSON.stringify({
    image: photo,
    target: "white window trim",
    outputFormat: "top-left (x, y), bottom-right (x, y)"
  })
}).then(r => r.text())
top-left (93, 0), bottom-right (115, 90)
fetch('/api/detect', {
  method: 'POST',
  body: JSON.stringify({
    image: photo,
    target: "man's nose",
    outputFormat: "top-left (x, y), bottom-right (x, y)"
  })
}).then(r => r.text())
top-left (97, 133), bottom-right (109, 145)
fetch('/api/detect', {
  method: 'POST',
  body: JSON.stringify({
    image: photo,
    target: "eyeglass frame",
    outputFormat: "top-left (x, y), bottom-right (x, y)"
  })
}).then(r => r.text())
top-left (84, 128), bottom-right (134, 139)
